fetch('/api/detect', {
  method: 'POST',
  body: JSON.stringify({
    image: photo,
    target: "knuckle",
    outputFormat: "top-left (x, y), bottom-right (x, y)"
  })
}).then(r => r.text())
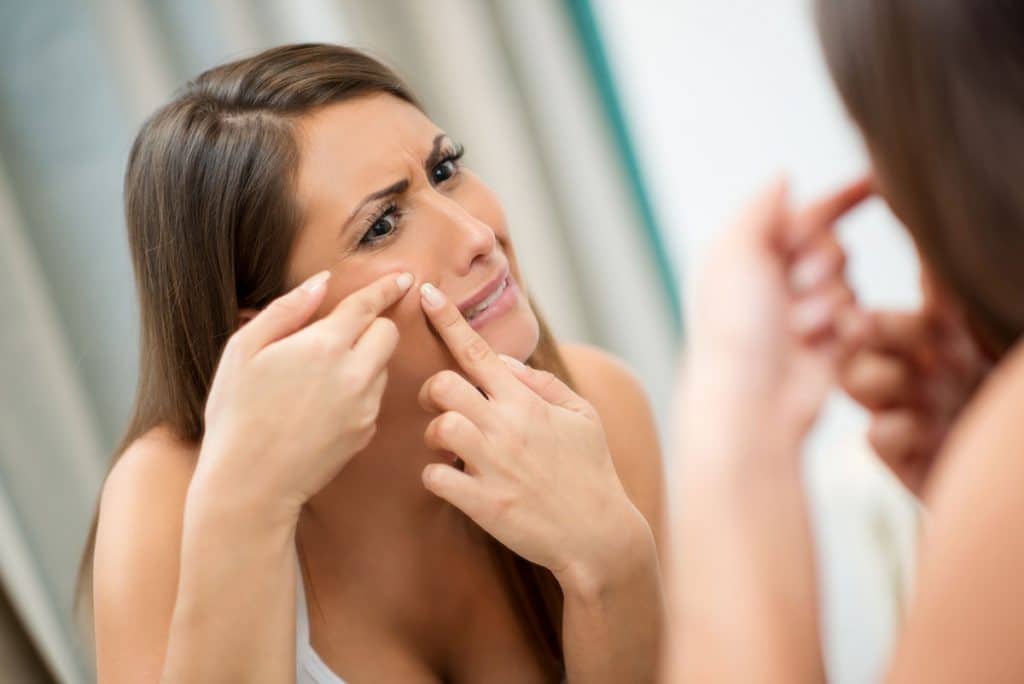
top-left (578, 400), bottom-right (600, 422)
top-left (463, 335), bottom-right (493, 363)
top-left (355, 422), bottom-right (377, 449)
top-left (489, 490), bottom-right (517, 521)
top-left (437, 412), bottom-right (462, 440)
top-left (431, 371), bottom-right (460, 399)
top-left (337, 362), bottom-right (367, 389)
top-left (378, 317), bottom-right (399, 340)
top-left (346, 295), bottom-right (377, 321)
top-left (356, 403), bottom-right (379, 432)
top-left (534, 370), bottom-right (557, 390)
top-left (313, 333), bottom-right (347, 360)
top-left (437, 304), bottom-right (463, 328)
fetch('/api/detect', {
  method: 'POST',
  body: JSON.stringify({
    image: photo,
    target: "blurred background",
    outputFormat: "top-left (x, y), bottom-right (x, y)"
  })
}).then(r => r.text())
top-left (0, 0), bottom-right (918, 682)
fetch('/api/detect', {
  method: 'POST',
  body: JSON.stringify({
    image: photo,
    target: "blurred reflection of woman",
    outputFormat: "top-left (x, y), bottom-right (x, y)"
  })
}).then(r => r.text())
top-left (666, 2), bottom-right (1024, 682)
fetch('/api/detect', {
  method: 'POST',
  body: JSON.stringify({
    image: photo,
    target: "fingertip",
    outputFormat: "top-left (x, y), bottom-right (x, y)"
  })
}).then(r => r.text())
top-left (420, 282), bottom-right (446, 310)
top-left (301, 270), bottom-right (332, 295)
top-left (421, 463), bottom-right (443, 492)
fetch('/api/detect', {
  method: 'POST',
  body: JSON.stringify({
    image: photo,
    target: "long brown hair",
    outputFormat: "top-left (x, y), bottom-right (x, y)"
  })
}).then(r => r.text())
top-left (815, 0), bottom-right (1024, 357)
top-left (77, 43), bottom-right (567, 676)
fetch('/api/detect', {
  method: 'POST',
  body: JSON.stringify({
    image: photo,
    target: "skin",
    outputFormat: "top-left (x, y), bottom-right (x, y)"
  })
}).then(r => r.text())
top-left (93, 94), bottom-right (665, 683)
top-left (837, 269), bottom-right (990, 497)
top-left (784, 175), bottom-right (991, 497)
top-left (663, 174), bottom-right (1024, 683)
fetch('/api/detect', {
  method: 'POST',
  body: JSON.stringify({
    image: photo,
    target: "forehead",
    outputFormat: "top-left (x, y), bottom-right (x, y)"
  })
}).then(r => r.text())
top-left (292, 93), bottom-right (441, 212)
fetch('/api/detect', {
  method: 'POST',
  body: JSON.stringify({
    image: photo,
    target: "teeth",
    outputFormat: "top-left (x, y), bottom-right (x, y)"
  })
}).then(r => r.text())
top-left (467, 278), bottom-right (508, 319)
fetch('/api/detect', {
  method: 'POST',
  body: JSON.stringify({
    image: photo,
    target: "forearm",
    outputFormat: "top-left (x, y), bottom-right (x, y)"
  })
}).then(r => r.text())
top-left (665, 471), bottom-right (823, 684)
top-left (161, 476), bottom-right (299, 683)
top-left (663, 379), bottom-right (824, 684)
top-left (558, 515), bottom-right (665, 684)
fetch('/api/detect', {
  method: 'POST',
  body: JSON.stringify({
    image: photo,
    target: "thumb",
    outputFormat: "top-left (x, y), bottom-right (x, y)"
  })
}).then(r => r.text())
top-left (234, 270), bottom-right (331, 355)
top-left (499, 355), bottom-right (590, 413)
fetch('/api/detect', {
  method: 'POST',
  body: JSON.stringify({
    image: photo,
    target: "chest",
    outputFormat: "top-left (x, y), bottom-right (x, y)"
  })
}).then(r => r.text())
top-left (300, 550), bottom-right (562, 683)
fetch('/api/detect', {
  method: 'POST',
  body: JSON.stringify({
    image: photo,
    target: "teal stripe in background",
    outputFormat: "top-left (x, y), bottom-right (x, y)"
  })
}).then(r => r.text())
top-left (564, 0), bottom-right (683, 337)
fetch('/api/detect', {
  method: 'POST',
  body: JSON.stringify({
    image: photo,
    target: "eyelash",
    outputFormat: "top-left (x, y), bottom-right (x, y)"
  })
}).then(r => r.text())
top-left (356, 144), bottom-right (466, 249)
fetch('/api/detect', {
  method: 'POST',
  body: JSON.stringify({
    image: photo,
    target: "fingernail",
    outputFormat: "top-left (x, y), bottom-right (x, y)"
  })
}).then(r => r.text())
top-left (790, 253), bottom-right (832, 292)
top-left (420, 283), bottom-right (445, 308)
top-left (302, 270), bottom-right (331, 293)
top-left (396, 272), bottom-right (414, 291)
top-left (499, 354), bottom-right (526, 369)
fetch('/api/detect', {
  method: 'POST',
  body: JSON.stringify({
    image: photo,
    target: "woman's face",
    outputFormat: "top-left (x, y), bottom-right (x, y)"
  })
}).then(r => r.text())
top-left (287, 94), bottom-right (540, 395)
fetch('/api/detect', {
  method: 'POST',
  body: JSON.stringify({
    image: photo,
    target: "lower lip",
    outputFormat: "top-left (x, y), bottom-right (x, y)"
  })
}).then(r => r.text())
top-left (465, 276), bottom-right (520, 330)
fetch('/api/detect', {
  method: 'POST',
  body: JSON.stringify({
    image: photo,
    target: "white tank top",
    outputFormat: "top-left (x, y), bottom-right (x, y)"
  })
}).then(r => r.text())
top-left (295, 553), bottom-right (346, 684)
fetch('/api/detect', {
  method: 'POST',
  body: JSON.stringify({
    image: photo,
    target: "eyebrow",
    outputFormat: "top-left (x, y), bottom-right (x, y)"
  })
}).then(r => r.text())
top-left (339, 134), bottom-right (450, 237)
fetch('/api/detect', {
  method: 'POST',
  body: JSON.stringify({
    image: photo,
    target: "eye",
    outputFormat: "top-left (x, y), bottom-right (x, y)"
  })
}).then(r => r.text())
top-left (431, 144), bottom-right (465, 186)
top-left (359, 204), bottom-right (400, 246)
top-left (432, 159), bottom-right (457, 184)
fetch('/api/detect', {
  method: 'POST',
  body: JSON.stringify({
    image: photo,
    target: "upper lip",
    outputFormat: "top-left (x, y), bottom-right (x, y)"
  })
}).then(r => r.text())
top-left (456, 266), bottom-right (511, 315)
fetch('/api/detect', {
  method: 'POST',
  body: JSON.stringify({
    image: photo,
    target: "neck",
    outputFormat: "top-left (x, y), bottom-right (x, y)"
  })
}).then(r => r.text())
top-left (297, 391), bottom-right (485, 580)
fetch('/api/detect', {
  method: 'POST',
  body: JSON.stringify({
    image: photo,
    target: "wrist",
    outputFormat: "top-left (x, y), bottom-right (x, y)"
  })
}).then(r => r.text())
top-left (554, 504), bottom-right (658, 604)
top-left (185, 462), bottom-right (301, 541)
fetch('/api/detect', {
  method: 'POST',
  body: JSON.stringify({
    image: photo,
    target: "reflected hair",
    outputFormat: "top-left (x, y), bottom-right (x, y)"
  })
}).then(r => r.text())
top-left (75, 43), bottom-right (567, 677)
top-left (816, 0), bottom-right (1024, 356)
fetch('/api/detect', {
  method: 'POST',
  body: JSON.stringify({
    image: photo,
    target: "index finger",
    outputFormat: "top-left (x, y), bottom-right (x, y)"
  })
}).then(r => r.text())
top-left (418, 282), bottom-right (525, 398)
top-left (786, 175), bottom-right (874, 252)
top-left (316, 271), bottom-right (414, 345)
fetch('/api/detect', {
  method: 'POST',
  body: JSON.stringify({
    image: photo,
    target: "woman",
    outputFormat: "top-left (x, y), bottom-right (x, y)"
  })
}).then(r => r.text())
top-left (665, 1), bottom-right (1024, 682)
top-left (85, 44), bottom-right (665, 683)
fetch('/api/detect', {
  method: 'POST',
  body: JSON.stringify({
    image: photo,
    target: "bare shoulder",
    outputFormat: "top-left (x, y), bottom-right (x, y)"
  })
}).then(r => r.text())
top-left (935, 342), bottom-right (1024, 488)
top-left (93, 424), bottom-right (199, 681)
top-left (557, 343), bottom-right (666, 543)
top-left (889, 344), bottom-right (1024, 681)
top-left (97, 424), bottom-right (198, 544)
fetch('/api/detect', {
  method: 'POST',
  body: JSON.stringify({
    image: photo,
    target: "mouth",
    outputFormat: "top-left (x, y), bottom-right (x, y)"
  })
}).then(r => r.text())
top-left (457, 267), bottom-right (512, 322)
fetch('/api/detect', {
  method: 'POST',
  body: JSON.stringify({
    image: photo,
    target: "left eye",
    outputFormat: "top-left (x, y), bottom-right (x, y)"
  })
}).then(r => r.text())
top-left (432, 159), bottom-right (457, 184)
top-left (362, 212), bottom-right (398, 243)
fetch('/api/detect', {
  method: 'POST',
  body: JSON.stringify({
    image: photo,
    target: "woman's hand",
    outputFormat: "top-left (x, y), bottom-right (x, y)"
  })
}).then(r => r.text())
top-left (681, 176), bottom-right (872, 459)
top-left (837, 273), bottom-right (991, 496)
top-left (193, 270), bottom-right (413, 524)
top-left (684, 176), bottom-right (876, 450)
top-left (415, 284), bottom-right (652, 593)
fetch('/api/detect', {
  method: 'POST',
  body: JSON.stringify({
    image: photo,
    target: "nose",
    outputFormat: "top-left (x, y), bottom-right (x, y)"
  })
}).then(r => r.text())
top-left (427, 194), bottom-right (497, 276)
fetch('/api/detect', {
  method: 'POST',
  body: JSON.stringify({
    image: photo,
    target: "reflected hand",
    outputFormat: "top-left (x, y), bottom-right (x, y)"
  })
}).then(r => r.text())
top-left (838, 272), bottom-right (991, 496)
top-left (682, 176), bottom-right (872, 454)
